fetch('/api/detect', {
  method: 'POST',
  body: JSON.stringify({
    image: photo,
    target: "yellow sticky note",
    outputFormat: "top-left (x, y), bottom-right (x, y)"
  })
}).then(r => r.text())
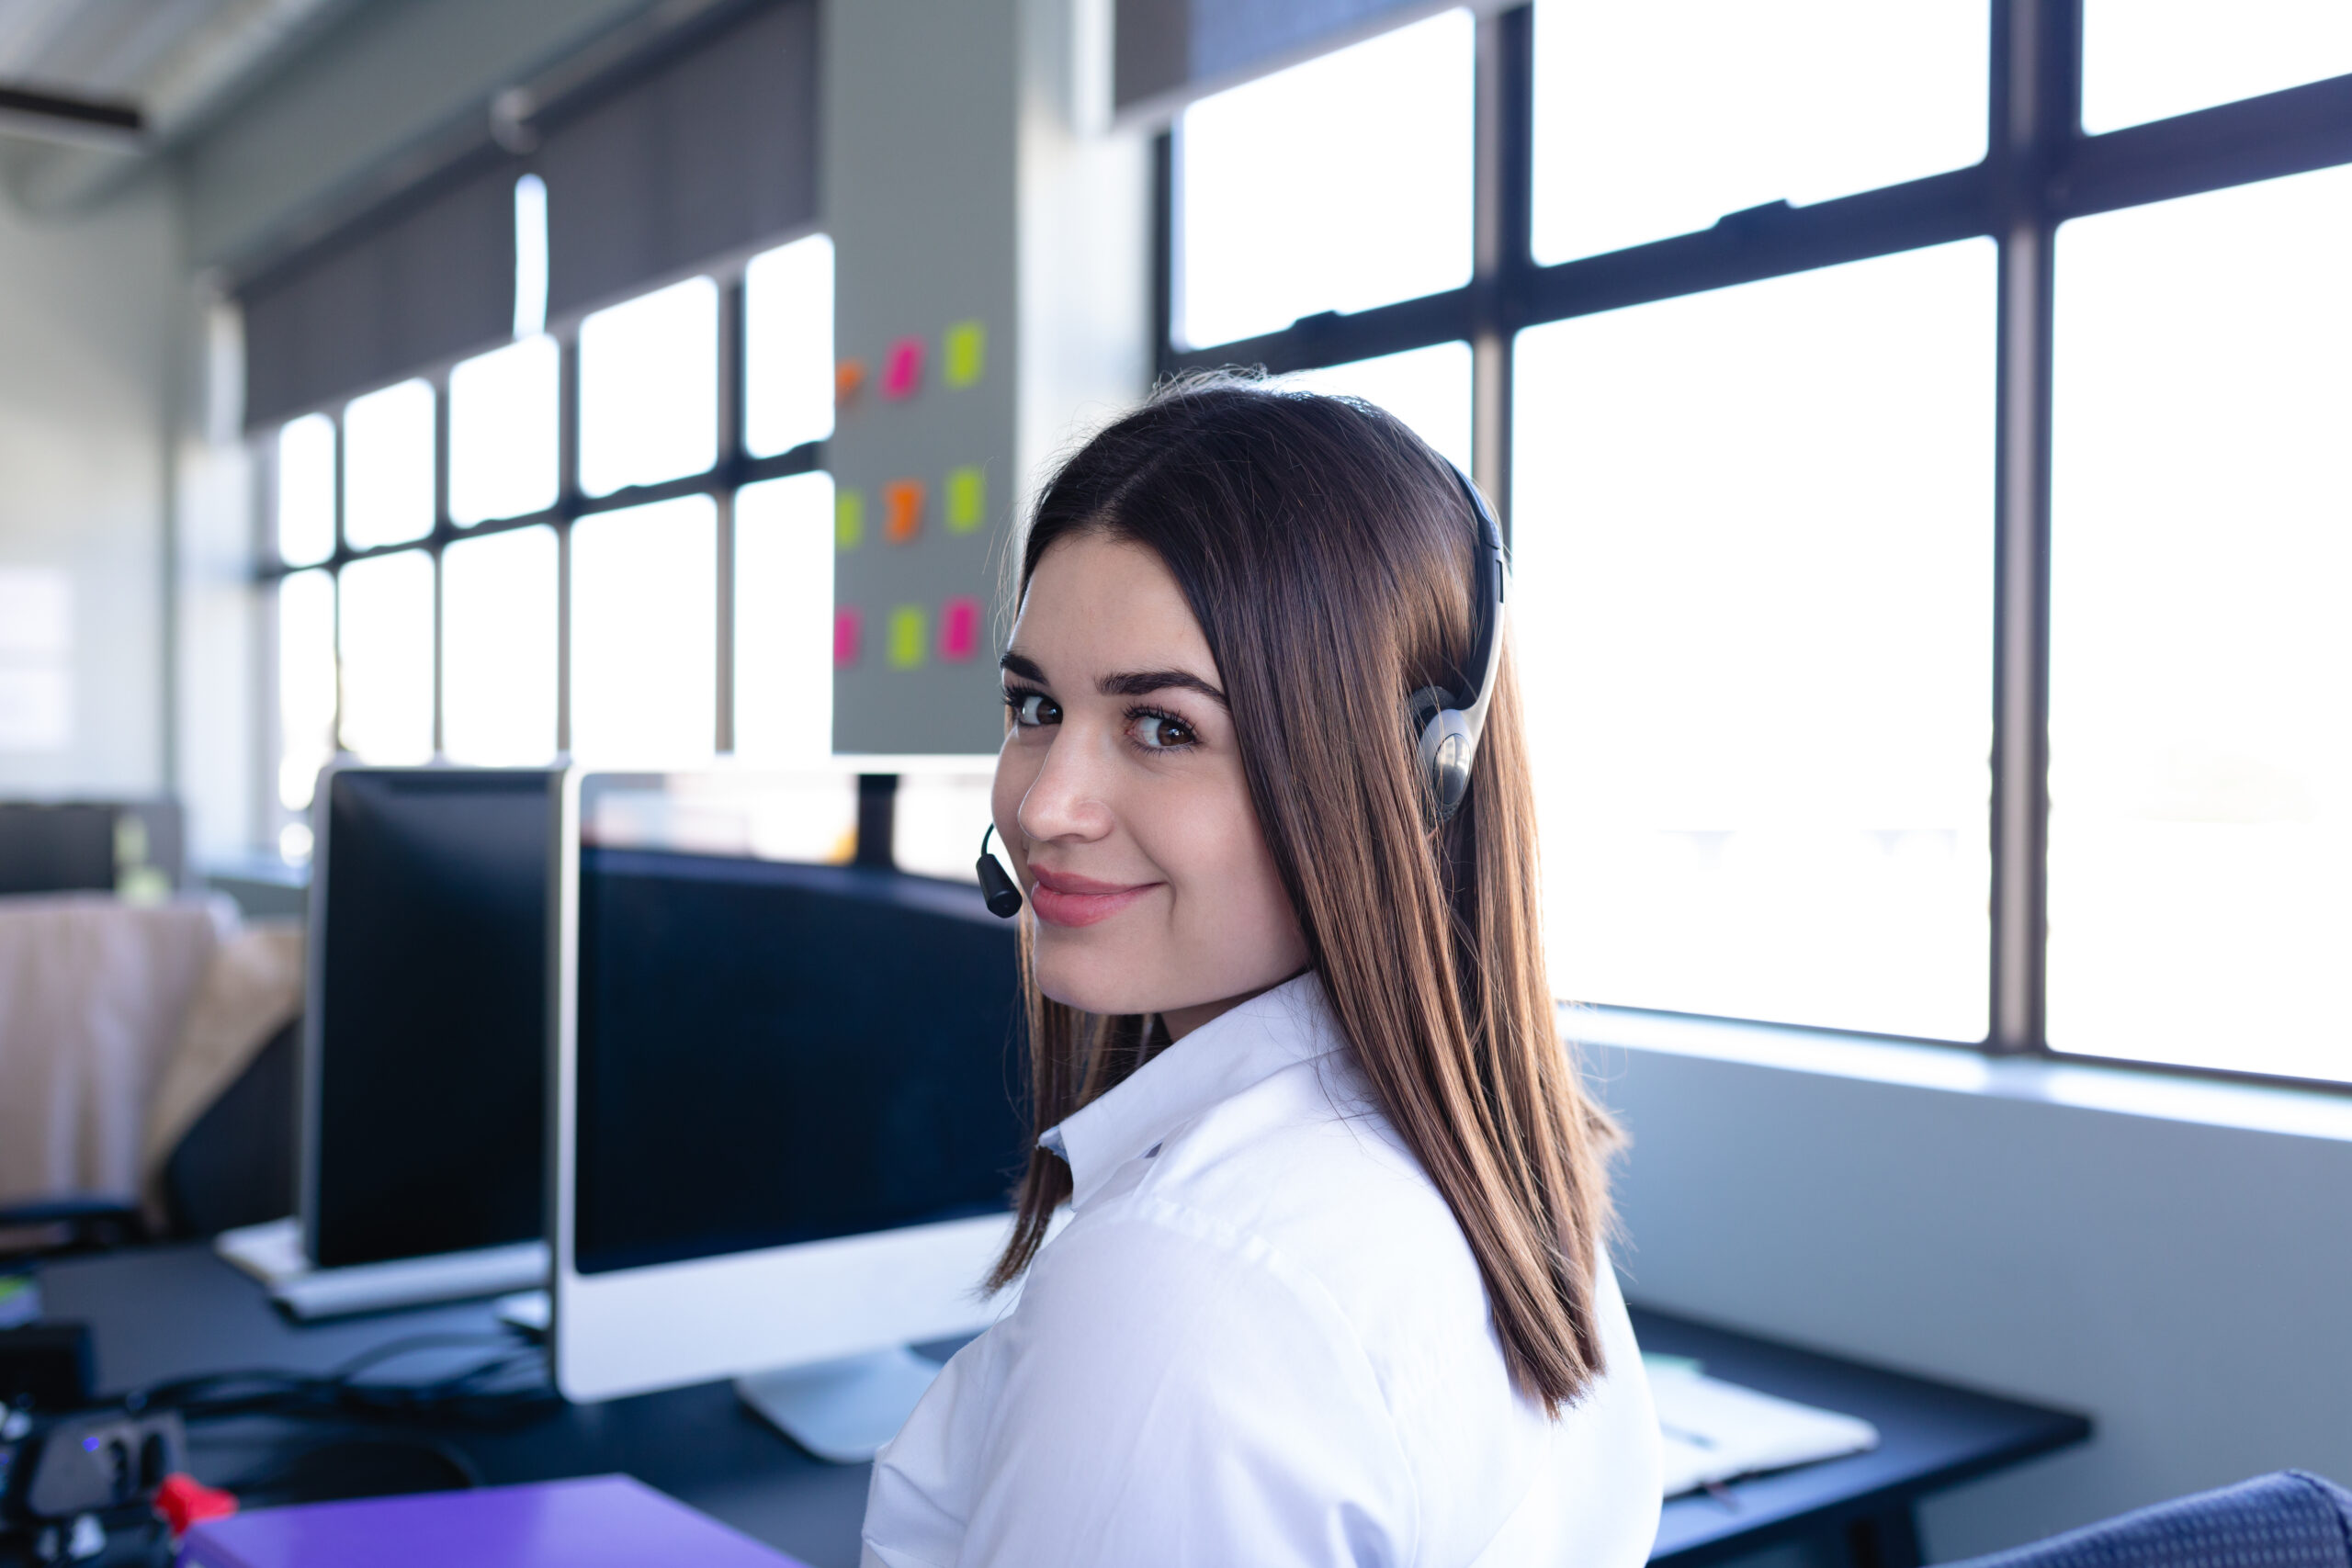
top-left (835, 490), bottom-right (865, 550)
top-left (945, 466), bottom-right (986, 533)
top-left (888, 604), bottom-right (928, 669)
top-left (942, 320), bottom-right (987, 389)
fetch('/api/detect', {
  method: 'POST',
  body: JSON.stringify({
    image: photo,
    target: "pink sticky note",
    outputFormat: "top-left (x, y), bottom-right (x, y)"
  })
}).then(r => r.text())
top-left (833, 606), bottom-right (863, 667)
top-left (880, 336), bottom-right (925, 400)
top-left (939, 596), bottom-right (981, 662)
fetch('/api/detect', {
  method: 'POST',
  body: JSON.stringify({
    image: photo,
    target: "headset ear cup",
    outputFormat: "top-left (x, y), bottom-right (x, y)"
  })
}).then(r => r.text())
top-left (1416, 708), bottom-right (1476, 822)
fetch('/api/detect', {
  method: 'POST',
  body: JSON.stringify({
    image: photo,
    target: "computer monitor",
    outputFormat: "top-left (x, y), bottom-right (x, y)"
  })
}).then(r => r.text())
top-left (290, 765), bottom-right (554, 1310)
top-left (550, 767), bottom-right (1027, 1461)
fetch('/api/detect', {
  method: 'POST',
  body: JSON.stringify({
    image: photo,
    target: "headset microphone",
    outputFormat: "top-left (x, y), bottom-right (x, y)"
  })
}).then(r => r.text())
top-left (977, 823), bottom-right (1024, 918)
top-left (1408, 463), bottom-right (1510, 823)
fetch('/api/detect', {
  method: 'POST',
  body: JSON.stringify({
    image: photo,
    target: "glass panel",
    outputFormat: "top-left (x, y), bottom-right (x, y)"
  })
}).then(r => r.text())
top-left (1532, 0), bottom-right (1987, 265)
top-left (514, 174), bottom-right (548, 339)
top-left (277, 414), bottom-right (336, 568)
top-left (895, 771), bottom-right (998, 883)
top-left (2083, 0), bottom-right (2352, 134)
top-left (571, 495), bottom-right (717, 762)
top-left (449, 336), bottom-right (559, 525)
top-left (341, 379), bottom-right (436, 549)
top-left (335, 548), bottom-right (435, 763)
top-left (2049, 165), bottom-right (2352, 1083)
top-left (733, 473), bottom-right (834, 761)
top-left (443, 525), bottom-right (558, 764)
top-left (1514, 240), bottom-right (1996, 1041)
top-left (745, 234), bottom-right (835, 458)
top-left (277, 567), bottom-right (337, 819)
top-left (578, 276), bottom-right (719, 498)
top-left (1280, 342), bottom-right (1475, 475)
top-left (1177, 10), bottom-right (1474, 349)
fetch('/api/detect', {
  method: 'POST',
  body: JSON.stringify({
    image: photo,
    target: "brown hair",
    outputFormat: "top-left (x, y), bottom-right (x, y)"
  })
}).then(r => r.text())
top-left (987, 374), bottom-right (1619, 1413)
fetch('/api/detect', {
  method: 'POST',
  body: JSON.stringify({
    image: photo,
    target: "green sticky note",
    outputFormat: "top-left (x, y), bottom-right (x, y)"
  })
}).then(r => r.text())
top-left (942, 320), bottom-right (987, 388)
top-left (888, 604), bottom-right (928, 669)
top-left (945, 466), bottom-right (986, 533)
top-left (835, 490), bottom-right (865, 550)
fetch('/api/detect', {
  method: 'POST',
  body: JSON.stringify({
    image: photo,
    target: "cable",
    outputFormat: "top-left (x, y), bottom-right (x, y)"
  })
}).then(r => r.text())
top-left (121, 1329), bottom-right (557, 1427)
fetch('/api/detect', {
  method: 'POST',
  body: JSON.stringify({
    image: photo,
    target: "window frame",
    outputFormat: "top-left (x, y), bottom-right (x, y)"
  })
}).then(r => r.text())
top-left (1156, 1), bottom-right (2352, 1094)
top-left (253, 234), bottom-right (829, 843)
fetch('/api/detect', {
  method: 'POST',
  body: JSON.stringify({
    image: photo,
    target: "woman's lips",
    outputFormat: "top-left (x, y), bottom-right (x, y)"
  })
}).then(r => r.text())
top-left (1027, 867), bottom-right (1160, 928)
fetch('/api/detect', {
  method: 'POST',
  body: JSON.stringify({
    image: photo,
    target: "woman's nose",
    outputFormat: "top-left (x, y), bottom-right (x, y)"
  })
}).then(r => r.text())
top-left (1018, 723), bottom-right (1115, 844)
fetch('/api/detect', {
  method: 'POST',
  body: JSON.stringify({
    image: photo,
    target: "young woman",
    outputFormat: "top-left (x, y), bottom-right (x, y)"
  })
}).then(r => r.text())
top-left (862, 378), bottom-right (1661, 1567)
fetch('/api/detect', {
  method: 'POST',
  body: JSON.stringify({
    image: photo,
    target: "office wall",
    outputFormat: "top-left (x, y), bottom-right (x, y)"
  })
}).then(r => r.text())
top-left (1599, 1031), bottom-right (2352, 1561)
top-left (0, 170), bottom-right (177, 798)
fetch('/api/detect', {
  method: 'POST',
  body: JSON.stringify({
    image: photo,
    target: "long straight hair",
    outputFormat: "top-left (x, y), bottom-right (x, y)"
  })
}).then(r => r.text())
top-left (987, 375), bottom-right (1619, 1414)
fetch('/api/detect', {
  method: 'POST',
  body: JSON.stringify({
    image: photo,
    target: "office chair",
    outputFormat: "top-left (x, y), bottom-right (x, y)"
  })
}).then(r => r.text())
top-left (1951, 1471), bottom-right (2352, 1568)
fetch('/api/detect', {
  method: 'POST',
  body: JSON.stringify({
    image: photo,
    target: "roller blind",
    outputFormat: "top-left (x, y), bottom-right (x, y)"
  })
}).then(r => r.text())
top-left (240, 156), bottom-right (515, 431)
top-left (539, 0), bottom-right (818, 321)
top-left (1114, 0), bottom-right (1490, 125)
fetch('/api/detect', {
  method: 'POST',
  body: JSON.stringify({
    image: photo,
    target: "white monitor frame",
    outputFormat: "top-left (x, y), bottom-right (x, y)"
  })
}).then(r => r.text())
top-left (548, 762), bottom-right (1015, 1409)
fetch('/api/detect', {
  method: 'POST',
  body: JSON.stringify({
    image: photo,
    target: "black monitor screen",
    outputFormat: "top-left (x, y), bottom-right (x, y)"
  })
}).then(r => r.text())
top-left (313, 770), bottom-right (550, 1269)
top-left (573, 848), bottom-right (1026, 1277)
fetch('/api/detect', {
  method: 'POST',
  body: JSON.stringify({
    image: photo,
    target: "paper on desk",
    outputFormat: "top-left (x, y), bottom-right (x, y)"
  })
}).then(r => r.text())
top-left (1645, 1358), bottom-right (1880, 1499)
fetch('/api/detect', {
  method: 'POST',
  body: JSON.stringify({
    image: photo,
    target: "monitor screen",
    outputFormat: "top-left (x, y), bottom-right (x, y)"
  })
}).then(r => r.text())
top-left (572, 848), bottom-right (1026, 1277)
top-left (312, 769), bottom-right (551, 1269)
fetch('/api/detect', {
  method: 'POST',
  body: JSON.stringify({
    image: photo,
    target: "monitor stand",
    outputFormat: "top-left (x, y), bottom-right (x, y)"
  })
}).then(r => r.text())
top-left (735, 1346), bottom-right (945, 1464)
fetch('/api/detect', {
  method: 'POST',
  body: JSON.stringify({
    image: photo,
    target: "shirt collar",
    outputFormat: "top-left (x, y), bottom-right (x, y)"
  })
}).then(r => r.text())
top-left (1039, 971), bottom-right (1343, 1211)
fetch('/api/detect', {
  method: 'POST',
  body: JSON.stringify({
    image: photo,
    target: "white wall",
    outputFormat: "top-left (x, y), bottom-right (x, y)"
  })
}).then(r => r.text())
top-left (0, 168), bottom-right (177, 798)
top-left (1593, 1017), bottom-right (2352, 1561)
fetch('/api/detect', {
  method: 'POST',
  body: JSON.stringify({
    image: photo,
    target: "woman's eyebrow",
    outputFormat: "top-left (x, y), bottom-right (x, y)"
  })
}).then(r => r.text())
top-left (1098, 670), bottom-right (1228, 708)
top-left (1000, 651), bottom-right (1048, 684)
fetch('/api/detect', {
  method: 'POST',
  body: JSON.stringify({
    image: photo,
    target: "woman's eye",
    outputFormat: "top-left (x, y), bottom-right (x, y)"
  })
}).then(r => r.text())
top-left (1008, 691), bottom-right (1059, 728)
top-left (1132, 712), bottom-right (1194, 750)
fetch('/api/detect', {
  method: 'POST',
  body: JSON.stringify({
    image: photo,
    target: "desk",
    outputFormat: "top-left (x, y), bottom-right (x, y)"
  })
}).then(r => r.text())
top-left (36, 1246), bottom-right (2086, 1567)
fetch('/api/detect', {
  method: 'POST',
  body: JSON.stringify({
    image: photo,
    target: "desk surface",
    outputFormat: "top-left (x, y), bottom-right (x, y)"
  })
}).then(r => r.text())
top-left (36, 1245), bottom-right (2086, 1567)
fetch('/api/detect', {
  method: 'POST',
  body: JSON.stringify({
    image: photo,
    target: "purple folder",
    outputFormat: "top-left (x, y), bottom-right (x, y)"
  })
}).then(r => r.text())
top-left (176, 1473), bottom-right (813, 1568)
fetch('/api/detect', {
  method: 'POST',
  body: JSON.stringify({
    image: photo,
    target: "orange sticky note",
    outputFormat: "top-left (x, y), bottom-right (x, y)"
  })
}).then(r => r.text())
top-left (834, 359), bottom-right (866, 404)
top-left (882, 479), bottom-right (925, 544)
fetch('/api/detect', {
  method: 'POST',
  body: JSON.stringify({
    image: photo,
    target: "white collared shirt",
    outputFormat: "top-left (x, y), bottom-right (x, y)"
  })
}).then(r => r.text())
top-left (861, 973), bottom-right (1662, 1568)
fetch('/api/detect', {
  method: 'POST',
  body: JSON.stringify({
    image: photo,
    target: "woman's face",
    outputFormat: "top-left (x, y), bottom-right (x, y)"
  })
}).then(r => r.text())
top-left (992, 532), bottom-right (1310, 1039)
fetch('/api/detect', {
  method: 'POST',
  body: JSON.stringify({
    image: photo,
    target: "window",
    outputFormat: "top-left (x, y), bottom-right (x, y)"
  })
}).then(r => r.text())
top-left (2082, 0), bottom-right (2352, 134)
top-left (262, 235), bottom-right (835, 847)
top-left (1532, 0), bottom-right (1985, 264)
top-left (1165, 6), bottom-right (2352, 1086)
top-left (1516, 243), bottom-right (1994, 1041)
top-left (449, 336), bottom-right (559, 525)
top-left (2048, 165), bottom-right (2352, 1079)
top-left (577, 276), bottom-right (720, 498)
top-left (1175, 9), bottom-right (1474, 348)
top-left (341, 380), bottom-right (435, 550)
top-left (571, 497), bottom-right (718, 762)
top-left (443, 525), bottom-right (558, 764)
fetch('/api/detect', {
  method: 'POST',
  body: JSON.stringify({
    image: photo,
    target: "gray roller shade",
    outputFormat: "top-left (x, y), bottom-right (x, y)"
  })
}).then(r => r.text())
top-left (241, 155), bottom-right (516, 432)
top-left (539, 0), bottom-right (818, 321)
top-left (1114, 0), bottom-right (1490, 126)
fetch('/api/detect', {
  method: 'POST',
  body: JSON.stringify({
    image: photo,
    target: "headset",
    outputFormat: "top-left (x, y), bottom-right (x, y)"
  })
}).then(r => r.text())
top-left (975, 461), bottom-right (1508, 919)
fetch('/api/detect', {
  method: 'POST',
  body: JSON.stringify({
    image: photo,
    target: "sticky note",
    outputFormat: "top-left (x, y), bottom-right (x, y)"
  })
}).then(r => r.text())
top-left (835, 489), bottom-right (866, 550)
top-left (888, 604), bottom-right (927, 669)
top-left (881, 336), bottom-right (925, 400)
top-left (939, 595), bottom-right (981, 662)
top-left (833, 606), bottom-right (863, 667)
top-left (882, 479), bottom-right (926, 544)
top-left (834, 359), bottom-right (866, 404)
top-left (942, 320), bottom-right (987, 388)
top-left (944, 466), bottom-right (986, 533)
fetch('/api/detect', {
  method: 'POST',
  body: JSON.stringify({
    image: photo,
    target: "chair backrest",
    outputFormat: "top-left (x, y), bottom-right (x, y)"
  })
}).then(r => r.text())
top-left (1952, 1472), bottom-right (2352, 1568)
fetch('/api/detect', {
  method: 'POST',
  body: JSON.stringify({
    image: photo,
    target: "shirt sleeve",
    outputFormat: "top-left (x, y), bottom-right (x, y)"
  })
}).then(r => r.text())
top-left (928, 1199), bottom-right (1416, 1568)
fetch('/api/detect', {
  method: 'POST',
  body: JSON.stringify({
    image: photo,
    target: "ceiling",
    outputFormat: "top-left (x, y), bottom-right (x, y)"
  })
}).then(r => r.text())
top-left (0, 0), bottom-right (358, 210)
